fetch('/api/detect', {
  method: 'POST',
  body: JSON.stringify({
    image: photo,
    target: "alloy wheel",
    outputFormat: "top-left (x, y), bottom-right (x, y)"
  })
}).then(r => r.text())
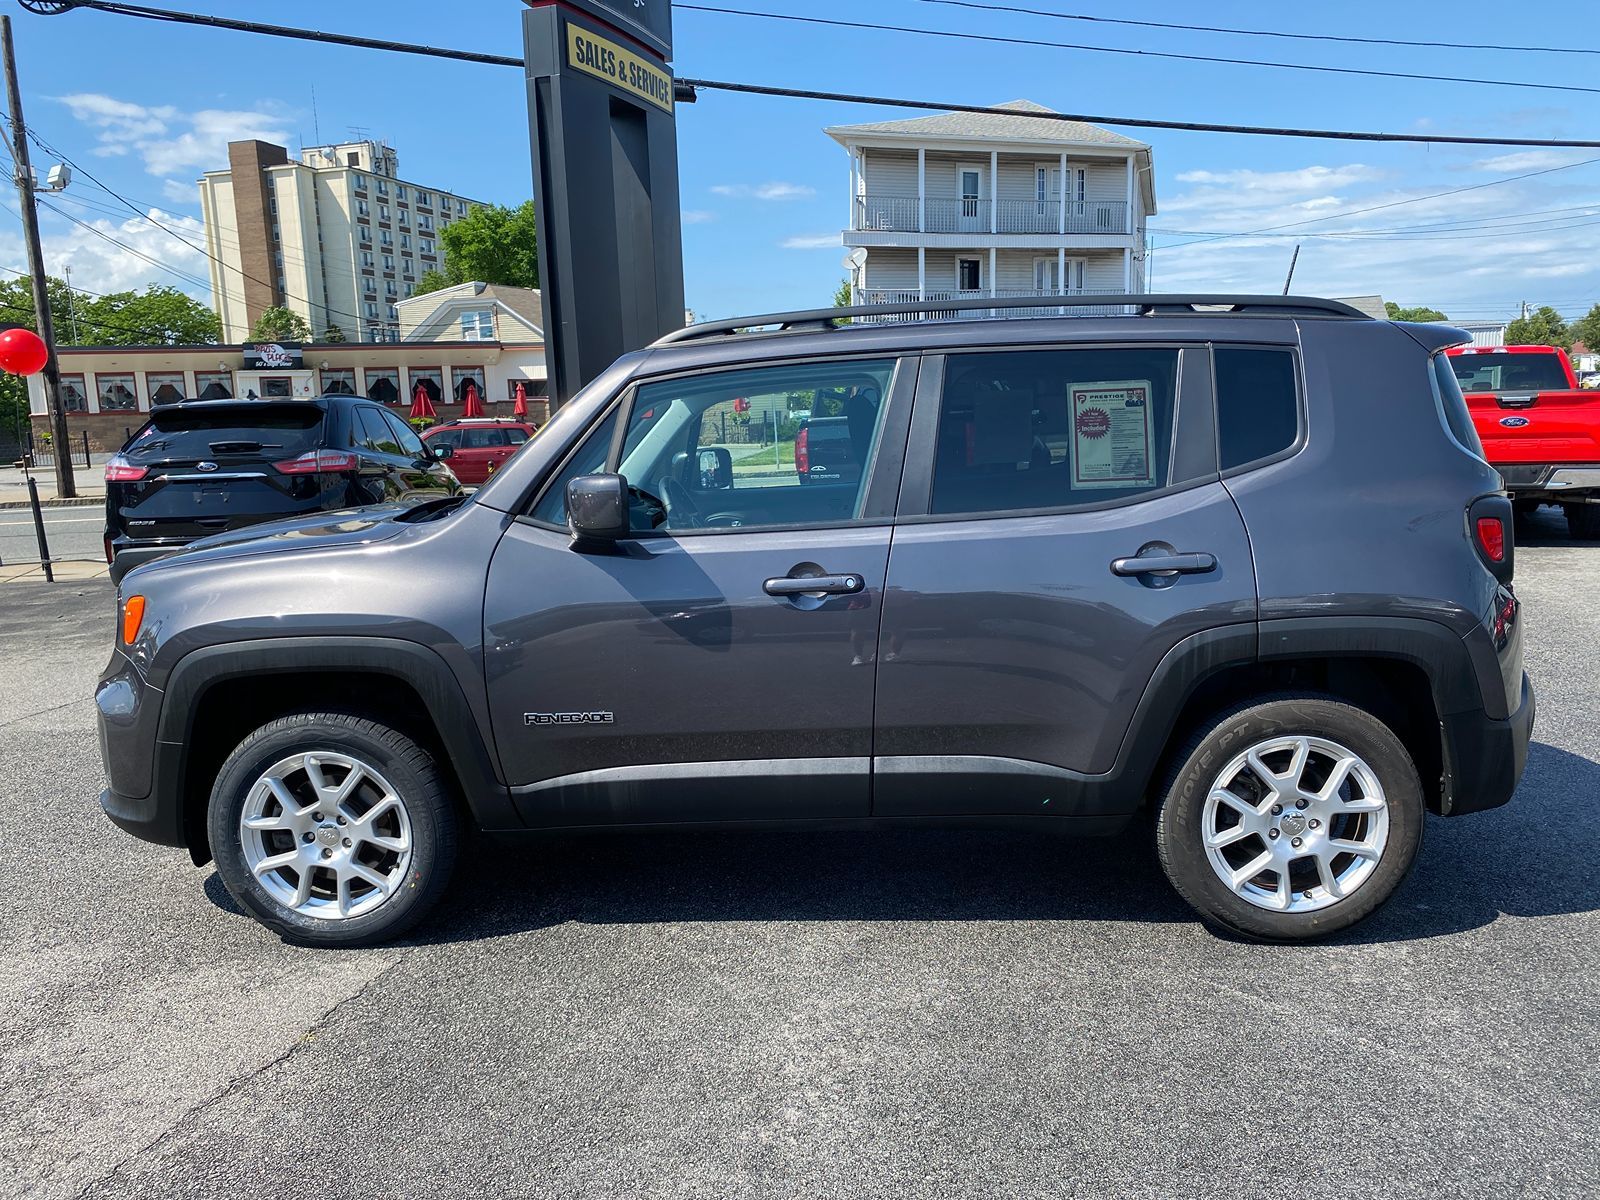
top-left (1200, 734), bottom-right (1390, 913)
top-left (238, 751), bottom-right (414, 921)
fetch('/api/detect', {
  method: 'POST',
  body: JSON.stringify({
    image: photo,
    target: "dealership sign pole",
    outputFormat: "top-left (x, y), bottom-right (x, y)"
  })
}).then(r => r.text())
top-left (521, 0), bottom-right (685, 407)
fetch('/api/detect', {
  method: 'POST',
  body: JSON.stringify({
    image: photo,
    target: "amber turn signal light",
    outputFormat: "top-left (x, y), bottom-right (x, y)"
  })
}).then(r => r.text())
top-left (122, 595), bottom-right (146, 645)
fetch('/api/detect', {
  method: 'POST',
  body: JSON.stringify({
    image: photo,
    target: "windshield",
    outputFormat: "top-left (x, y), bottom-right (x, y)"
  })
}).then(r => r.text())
top-left (125, 404), bottom-right (325, 462)
top-left (1448, 352), bottom-right (1570, 393)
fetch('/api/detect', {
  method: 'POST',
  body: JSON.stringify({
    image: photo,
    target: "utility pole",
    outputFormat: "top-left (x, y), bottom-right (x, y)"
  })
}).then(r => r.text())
top-left (2, 15), bottom-right (75, 498)
top-left (62, 264), bottom-right (79, 343)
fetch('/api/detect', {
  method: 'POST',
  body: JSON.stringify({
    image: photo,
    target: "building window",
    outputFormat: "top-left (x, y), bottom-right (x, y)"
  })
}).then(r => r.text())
top-left (380, 204), bottom-right (390, 221)
top-left (456, 198), bottom-right (466, 214)
top-left (376, 179), bottom-right (388, 195)
top-left (416, 190), bottom-right (431, 207)
top-left (356, 199), bottom-right (369, 217)
top-left (195, 370), bottom-right (232, 399)
top-left (365, 301), bottom-right (379, 320)
top-left (96, 373), bottom-right (139, 412)
top-left (272, 224), bottom-right (280, 241)
top-left (418, 214), bottom-right (432, 232)
top-left (396, 185), bottom-right (407, 201)
top-left (387, 305), bottom-right (398, 320)
top-left (507, 377), bottom-right (549, 399)
top-left (451, 365), bottom-right (486, 404)
top-left (400, 233), bottom-right (411, 250)
top-left (353, 173), bottom-right (366, 191)
top-left (146, 372), bottom-right (186, 404)
top-left (321, 367), bottom-right (357, 395)
top-left (383, 254), bottom-right (395, 271)
top-left (402, 256), bottom-right (413, 276)
top-left (420, 238), bottom-right (434, 255)
top-left (269, 197), bottom-right (277, 215)
top-left (385, 280), bottom-right (397, 297)
top-left (403, 283), bottom-right (414, 298)
top-left (407, 367), bottom-right (443, 407)
top-left (459, 309), bottom-right (494, 341)
top-left (60, 372), bottom-right (89, 411)
top-left (365, 367), bottom-right (400, 404)
top-left (361, 250), bottom-right (374, 268)
top-left (380, 230), bottom-right (393, 247)
top-left (258, 376), bottom-right (293, 398)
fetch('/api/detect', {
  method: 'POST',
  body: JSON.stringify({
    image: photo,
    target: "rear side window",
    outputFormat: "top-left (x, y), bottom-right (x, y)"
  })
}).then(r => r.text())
top-left (1433, 354), bottom-right (1486, 459)
top-left (1215, 348), bottom-right (1300, 470)
top-left (381, 410), bottom-right (427, 456)
top-left (354, 407), bottom-right (395, 453)
top-left (461, 428), bottom-right (513, 449)
top-left (930, 348), bottom-right (1178, 515)
top-left (124, 405), bottom-right (323, 462)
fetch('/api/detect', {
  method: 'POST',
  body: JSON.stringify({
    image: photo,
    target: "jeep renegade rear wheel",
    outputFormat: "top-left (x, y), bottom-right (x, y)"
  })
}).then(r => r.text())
top-left (209, 712), bottom-right (458, 947)
top-left (1155, 696), bottom-right (1424, 941)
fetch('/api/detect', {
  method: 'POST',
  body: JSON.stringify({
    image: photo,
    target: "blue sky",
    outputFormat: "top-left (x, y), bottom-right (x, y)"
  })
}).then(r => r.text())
top-left (7, 1), bottom-right (1599, 325)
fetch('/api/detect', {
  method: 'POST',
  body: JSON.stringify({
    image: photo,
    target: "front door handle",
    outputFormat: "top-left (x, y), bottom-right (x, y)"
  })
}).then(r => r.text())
top-left (1111, 552), bottom-right (1217, 577)
top-left (763, 573), bottom-right (865, 597)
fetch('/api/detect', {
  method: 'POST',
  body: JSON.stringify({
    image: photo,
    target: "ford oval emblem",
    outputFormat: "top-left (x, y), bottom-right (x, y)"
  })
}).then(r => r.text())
top-left (1499, 416), bottom-right (1530, 428)
top-left (196, 461), bottom-right (219, 471)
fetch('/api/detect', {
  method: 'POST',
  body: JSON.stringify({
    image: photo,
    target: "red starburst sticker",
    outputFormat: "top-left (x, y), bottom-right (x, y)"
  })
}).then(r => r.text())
top-left (1076, 407), bottom-right (1111, 440)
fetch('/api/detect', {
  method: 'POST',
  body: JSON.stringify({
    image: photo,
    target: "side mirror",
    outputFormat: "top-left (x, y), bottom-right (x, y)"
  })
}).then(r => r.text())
top-left (566, 473), bottom-right (630, 543)
top-left (431, 442), bottom-right (454, 460)
top-left (695, 446), bottom-right (733, 490)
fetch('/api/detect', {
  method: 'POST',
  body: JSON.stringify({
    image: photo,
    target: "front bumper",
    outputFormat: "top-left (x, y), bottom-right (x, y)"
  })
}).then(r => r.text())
top-left (1496, 465), bottom-right (1600, 501)
top-left (1440, 671), bottom-right (1536, 816)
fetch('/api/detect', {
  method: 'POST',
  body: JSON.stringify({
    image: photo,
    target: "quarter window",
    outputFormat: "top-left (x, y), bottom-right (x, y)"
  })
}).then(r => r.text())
top-left (1215, 348), bottom-right (1300, 470)
top-left (929, 349), bottom-right (1179, 515)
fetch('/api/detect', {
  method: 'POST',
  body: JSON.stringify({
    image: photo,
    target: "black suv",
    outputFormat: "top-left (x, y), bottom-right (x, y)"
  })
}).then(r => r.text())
top-left (94, 295), bottom-right (1534, 946)
top-left (104, 396), bottom-right (461, 582)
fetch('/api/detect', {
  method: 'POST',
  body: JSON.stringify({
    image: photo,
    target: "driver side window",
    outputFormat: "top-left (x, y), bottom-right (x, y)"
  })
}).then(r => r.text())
top-left (617, 358), bottom-right (897, 533)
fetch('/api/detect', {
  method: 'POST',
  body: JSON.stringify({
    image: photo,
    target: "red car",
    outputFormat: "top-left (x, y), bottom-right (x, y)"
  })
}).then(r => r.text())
top-left (420, 418), bottom-right (538, 485)
top-left (1444, 344), bottom-right (1600, 539)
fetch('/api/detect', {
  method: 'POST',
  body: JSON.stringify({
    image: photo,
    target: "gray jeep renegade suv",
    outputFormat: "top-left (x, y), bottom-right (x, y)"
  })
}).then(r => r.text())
top-left (95, 295), bottom-right (1535, 947)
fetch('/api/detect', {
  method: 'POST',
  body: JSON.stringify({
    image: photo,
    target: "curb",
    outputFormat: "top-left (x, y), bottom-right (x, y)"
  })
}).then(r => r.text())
top-left (0, 495), bottom-right (105, 510)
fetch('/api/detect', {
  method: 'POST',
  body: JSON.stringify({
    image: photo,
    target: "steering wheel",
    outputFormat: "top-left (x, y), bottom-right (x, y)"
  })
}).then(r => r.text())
top-left (658, 476), bottom-right (701, 528)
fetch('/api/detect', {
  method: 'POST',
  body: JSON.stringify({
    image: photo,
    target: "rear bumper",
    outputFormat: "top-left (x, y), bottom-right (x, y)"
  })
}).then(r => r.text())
top-left (108, 542), bottom-right (186, 584)
top-left (1496, 464), bottom-right (1600, 501)
top-left (1441, 671), bottom-right (1536, 816)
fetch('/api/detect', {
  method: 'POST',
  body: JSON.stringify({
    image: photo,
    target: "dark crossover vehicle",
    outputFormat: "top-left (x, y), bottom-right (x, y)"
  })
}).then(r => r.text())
top-left (95, 295), bottom-right (1534, 947)
top-left (104, 396), bottom-right (461, 582)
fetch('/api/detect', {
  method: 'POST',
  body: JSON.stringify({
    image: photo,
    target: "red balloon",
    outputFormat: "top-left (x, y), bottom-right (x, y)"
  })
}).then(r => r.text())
top-left (0, 327), bottom-right (48, 376)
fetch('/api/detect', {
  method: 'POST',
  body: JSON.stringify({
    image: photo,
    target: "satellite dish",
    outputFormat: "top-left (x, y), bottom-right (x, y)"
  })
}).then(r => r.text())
top-left (842, 247), bottom-right (868, 271)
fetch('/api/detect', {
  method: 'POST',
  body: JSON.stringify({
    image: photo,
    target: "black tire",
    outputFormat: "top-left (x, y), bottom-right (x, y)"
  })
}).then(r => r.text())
top-left (208, 711), bottom-right (458, 947)
top-left (1155, 695), bottom-right (1424, 941)
top-left (1565, 502), bottom-right (1600, 541)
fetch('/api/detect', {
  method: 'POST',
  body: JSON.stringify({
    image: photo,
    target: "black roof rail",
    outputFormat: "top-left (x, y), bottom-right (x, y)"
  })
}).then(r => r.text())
top-left (653, 293), bottom-right (1369, 346)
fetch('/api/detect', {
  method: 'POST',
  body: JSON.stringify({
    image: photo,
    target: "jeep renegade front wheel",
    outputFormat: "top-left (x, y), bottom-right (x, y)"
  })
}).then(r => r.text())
top-left (208, 712), bottom-right (458, 947)
top-left (1155, 696), bottom-right (1424, 941)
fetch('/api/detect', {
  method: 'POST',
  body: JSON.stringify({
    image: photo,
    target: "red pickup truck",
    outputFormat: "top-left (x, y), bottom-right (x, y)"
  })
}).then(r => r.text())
top-left (1444, 344), bottom-right (1600, 539)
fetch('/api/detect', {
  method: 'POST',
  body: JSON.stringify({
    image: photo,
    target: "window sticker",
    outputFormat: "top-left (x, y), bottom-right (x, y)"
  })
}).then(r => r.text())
top-left (1069, 379), bottom-right (1155, 489)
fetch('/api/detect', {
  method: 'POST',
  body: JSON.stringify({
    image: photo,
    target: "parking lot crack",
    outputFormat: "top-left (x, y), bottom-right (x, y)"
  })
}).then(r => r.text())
top-left (69, 954), bottom-right (407, 1200)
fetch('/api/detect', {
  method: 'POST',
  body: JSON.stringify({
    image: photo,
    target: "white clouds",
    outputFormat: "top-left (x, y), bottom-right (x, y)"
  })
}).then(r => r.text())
top-left (1173, 165), bottom-right (1384, 192)
top-left (682, 209), bottom-right (716, 224)
top-left (780, 234), bottom-right (838, 250)
top-left (11, 208), bottom-right (212, 299)
top-left (1470, 150), bottom-right (1593, 174)
top-left (54, 92), bottom-right (291, 188)
top-left (710, 181), bottom-right (815, 200)
top-left (160, 178), bottom-right (198, 206)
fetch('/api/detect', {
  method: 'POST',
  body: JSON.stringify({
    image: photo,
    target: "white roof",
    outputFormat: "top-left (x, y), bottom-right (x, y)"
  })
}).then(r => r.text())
top-left (826, 100), bottom-right (1147, 150)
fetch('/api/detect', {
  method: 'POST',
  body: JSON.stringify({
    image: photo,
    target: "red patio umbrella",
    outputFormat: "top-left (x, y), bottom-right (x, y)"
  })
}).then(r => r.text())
top-left (513, 380), bottom-right (528, 418)
top-left (461, 378), bottom-right (485, 419)
top-left (409, 381), bottom-right (437, 420)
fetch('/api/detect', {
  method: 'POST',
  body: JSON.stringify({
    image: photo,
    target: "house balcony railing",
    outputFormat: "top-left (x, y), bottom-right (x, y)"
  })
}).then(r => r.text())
top-left (854, 287), bottom-right (1133, 321)
top-left (854, 195), bottom-right (1129, 236)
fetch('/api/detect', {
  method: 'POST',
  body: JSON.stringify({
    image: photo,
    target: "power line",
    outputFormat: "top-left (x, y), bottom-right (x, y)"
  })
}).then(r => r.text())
top-left (1152, 206), bottom-right (1600, 241)
top-left (906, 0), bottom-right (1600, 58)
top-left (678, 5), bottom-right (1600, 98)
top-left (32, 1), bottom-right (1600, 147)
top-left (35, 195), bottom-right (215, 291)
top-left (677, 78), bottom-right (1600, 149)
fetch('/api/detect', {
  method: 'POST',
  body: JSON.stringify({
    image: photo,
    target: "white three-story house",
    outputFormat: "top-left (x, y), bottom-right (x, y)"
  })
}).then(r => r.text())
top-left (827, 101), bottom-right (1154, 313)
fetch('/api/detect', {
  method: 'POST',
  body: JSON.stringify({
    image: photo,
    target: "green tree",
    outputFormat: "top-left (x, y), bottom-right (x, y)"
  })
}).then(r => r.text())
top-left (413, 268), bottom-right (451, 296)
top-left (436, 200), bottom-right (539, 289)
top-left (248, 305), bottom-right (313, 342)
top-left (1504, 305), bottom-right (1571, 350)
top-left (1569, 303), bottom-right (1600, 352)
top-left (832, 277), bottom-right (852, 308)
top-left (321, 323), bottom-right (347, 343)
top-left (1384, 301), bottom-right (1449, 323)
top-left (0, 274), bottom-right (78, 342)
top-left (81, 285), bottom-right (220, 345)
top-left (0, 372), bottom-right (28, 442)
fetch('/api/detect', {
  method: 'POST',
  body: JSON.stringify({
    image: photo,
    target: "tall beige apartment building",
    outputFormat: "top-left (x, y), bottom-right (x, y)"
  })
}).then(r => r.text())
top-left (198, 139), bottom-right (483, 344)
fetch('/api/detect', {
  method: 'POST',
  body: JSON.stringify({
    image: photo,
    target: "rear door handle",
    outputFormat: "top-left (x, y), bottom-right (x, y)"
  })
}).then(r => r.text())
top-left (1111, 552), bottom-right (1217, 576)
top-left (763, 573), bottom-right (865, 596)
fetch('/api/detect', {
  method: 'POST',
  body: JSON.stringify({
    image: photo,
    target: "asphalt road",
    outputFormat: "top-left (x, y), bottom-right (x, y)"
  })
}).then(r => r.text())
top-left (0, 502), bottom-right (105, 565)
top-left (2, 508), bottom-right (1597, 1199)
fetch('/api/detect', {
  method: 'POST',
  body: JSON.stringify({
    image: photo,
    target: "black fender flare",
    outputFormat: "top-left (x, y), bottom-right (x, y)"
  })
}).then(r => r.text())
top-left (157, 636), bottom-right (518, 856)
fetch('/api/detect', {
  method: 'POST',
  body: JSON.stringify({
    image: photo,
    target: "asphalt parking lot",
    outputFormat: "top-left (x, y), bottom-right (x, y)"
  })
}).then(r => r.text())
top-left (3, 508), bottom-right (1597, 1200)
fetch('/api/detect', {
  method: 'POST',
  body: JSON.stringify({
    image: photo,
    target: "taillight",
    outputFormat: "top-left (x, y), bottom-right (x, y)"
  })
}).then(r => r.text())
top-left (104, 457), bottom-right (147, 482)
top-left (103, 534), bottom-right (114, 565)
top-left (795, 427), bottom-right (809, 474)
top-left (272, 449), bottom-right (359, 475)
top-left (1476, 516), bottom-right (1506, 563)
